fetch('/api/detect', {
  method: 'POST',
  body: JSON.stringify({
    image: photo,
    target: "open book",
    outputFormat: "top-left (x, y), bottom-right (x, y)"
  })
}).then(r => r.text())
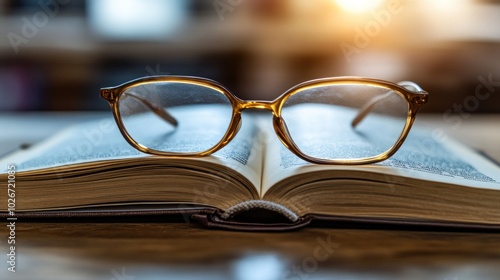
top-left (2, 106), bottom-right (500, 231)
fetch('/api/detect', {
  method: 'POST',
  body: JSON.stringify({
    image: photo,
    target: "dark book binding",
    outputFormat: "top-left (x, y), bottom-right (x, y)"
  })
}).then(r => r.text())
top-left (2, 199), bottom-right (500, 232)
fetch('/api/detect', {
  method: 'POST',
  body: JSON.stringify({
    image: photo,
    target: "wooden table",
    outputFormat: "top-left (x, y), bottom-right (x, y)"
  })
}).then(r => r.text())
top-left (1, 113), bottom-right (499, 280)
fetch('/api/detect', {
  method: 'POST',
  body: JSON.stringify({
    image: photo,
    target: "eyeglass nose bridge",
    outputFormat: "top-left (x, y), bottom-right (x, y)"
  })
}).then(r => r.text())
top-left (238, 99), bottom-right (298, 158)
top-left (239, 100), bottom-right (278, 114)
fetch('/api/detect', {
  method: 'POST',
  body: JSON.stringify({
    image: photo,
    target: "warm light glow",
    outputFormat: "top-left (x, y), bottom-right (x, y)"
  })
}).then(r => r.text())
top-left (431, 0), bottom-right (454, 10)
top-left (424, 0), bottom-right (470, 12)
top-left (420, 0), bottom-right (473, 40)
top-left (335, 0), bottom-right (384, 13)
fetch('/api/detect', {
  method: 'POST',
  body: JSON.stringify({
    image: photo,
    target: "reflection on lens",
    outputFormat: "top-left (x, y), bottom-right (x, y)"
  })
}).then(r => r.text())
top-left (118, 82), bottom-right (233, 154)
top-left (281, 84), bottom-right (409, 161)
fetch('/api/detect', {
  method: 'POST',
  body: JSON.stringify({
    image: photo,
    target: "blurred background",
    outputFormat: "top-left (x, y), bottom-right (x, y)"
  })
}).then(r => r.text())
top-left (0, 0), bottom-right (499, 112)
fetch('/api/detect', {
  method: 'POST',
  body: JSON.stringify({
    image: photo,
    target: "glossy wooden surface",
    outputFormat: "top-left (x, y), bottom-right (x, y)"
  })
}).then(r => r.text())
top-left (1, 113), bottom-right (499, 280)
top-left (2, 222), bottom-right (500, 280)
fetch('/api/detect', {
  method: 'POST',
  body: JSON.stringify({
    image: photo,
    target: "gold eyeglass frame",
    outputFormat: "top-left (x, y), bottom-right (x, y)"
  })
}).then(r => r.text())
top-left (100, 76), bottom-right (428, 165)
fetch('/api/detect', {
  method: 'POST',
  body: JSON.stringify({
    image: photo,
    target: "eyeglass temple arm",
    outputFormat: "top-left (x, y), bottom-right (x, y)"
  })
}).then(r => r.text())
top-left (351, 81), bottom-right (424, 128)
top-left (123, 92), bottom-right (179, 127)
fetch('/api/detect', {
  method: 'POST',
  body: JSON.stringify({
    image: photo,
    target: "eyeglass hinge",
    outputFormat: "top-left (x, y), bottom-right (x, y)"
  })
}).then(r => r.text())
top-left (410, 92), bottom-right (428, 104)
top-left (100, 88), bottom-right (116, 101)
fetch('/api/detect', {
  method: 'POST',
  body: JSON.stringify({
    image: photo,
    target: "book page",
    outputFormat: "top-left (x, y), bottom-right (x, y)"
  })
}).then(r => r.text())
top-left (0, 107), bottom-right (264, 191)
top-left (261, 104), bottom-right (500, 195)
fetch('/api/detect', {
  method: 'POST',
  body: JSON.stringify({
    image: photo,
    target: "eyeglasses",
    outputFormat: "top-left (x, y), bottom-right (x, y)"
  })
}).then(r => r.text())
top-left (100, 76), bottom-right (428, 165)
